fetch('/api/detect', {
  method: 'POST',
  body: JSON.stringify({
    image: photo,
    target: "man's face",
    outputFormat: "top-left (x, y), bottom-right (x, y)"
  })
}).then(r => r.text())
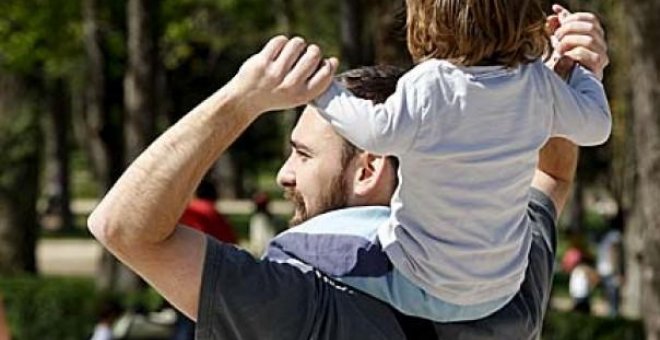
top-left (276, 106), bottom-right (353, 226)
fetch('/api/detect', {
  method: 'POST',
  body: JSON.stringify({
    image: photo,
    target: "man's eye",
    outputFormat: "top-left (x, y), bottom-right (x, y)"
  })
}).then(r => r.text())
top-left (295, 150), bottom-right (310, 160)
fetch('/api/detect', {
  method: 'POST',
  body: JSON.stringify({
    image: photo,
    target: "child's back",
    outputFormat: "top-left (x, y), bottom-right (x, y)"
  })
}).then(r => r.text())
top-left (310, 0), bottom-right (611, 320)
top-left (341, 57), bottom-right (610, 305)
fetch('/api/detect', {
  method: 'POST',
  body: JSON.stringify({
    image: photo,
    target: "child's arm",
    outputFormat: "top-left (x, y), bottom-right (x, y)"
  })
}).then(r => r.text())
top-left (548, 65), bottom-right (611, 146)
top-left (313, 77), bottom-right (427, 156)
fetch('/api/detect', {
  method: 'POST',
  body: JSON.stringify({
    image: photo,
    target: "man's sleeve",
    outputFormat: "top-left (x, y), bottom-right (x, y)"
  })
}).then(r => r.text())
top-left (196, 236), bottom-right (320, 340)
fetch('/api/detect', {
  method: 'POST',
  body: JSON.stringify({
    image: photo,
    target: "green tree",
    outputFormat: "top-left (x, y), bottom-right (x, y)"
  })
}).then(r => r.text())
top-left (0, 75), bottom-right (42, 275)
top-left (0, 0), bottom-right (82, 274)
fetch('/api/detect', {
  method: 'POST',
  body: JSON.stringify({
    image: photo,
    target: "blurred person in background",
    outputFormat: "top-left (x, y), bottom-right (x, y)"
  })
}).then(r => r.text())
top-left (180, 179), bottom-right (237, 244)
top-left (561, 230), bottom-right (589, 274)
top-left (249, 192), bottom-right (277, 257)
top-left (90, 298), bottom-right (122, 340)
top-left (569, 254), bottom-right (599, 314)
top-left (597, 212), bottom-right (624, 317)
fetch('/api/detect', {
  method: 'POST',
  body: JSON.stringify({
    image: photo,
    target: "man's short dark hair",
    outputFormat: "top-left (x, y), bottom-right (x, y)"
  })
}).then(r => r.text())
top-left (336, 65), bottom-right (406, 172)
top-left (337, 65), bottom-right (407, 105)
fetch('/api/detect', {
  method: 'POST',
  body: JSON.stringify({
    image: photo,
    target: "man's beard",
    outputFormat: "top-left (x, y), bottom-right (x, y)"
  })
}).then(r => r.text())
top-left (285, 172), bottom-right (349, 226)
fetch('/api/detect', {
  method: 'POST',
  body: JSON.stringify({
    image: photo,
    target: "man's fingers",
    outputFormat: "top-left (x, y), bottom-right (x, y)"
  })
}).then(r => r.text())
top-left (564, 47), bottom-right (609, 70)
top-left (555, 19), bottom-right (605, 41)
top-left (260, 35), bottom-right (289, 61)
top-left (556, 34), bottom-right (606, 57)
top-left (282, 44), bottom-right (323, 86)
top-left (271, 37), bottom-right (308, 79)
top-left (306, 58), bottom-right (338, 94)
top-left (562, 12), bottom-right (600, 25)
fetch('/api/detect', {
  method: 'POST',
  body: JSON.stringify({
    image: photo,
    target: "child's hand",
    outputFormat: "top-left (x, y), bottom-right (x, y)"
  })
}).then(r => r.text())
top-left (228, 36), bottom-right (339, 114)
top-left (547, 4), bottom-right (609, 80)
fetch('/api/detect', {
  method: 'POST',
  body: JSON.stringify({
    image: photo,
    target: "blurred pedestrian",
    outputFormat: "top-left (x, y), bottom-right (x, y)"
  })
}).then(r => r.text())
top-left (249, 192), bottom-right (277, 257)
top-left (180, 179), bottom-right (237, 244)
top-left (597, 212), bottom-right (624, 317)
top-left (561, 231), bottom-right (588, 274)
top-left (90, 299), bottom-right (122, 340)
top-left (569, 258), bottom-right (598, 314)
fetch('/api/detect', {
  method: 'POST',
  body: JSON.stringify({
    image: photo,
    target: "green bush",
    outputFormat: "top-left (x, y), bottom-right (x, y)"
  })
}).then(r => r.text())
top-left (543, 310), bottom-right (645, 340)
top-left (0, 276), bottom-right (169, 340)
top-left (0, 276), bottom-right (99, 340)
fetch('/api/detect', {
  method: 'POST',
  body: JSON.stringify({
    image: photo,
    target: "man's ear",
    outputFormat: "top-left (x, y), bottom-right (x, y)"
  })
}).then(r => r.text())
top-left (352, 153), bottom-right (388, 199)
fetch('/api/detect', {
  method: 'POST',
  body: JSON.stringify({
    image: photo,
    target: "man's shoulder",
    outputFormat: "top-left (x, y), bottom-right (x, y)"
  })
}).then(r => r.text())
top-left (199, 237), bottom-right (409, 340)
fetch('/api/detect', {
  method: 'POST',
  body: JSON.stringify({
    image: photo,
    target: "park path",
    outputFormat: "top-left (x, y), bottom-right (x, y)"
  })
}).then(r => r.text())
top-left (71, 199), bottom-right (293, 216)
top-left (37, 238), bottom-right (102, 277)
top-left (40, 199), bottom-right (293, 277)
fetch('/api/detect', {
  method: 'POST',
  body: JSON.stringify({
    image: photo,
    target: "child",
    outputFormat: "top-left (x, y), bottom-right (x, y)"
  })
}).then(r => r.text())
top-left (270, 1), bottom-right (611, 322)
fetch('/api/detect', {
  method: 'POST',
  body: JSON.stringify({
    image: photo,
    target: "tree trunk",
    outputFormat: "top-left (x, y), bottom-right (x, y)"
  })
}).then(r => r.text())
top-left (602, 0), bottom-right (642, 318)
top-left (82, 0), bottom-right (137, 292)
top-left (0, 75), bottom-right (41, 276)
top-left (43, 78), bottom-right (73, 231)
top-left (340, 0), bottom-right (366, 68)
top-left (81, 0), bottom-right (124, 192)
top-left (124, 0), bottom-right (159, 163)
top-left (625, 1), bottom-right (660, 338)
top-left (370, 0), bottom-right (410, 66)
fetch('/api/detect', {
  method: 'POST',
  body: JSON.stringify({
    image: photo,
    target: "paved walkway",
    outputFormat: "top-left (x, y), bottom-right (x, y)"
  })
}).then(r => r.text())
top-left (72, 199), bottom-right (293, 216)
top-left (40, 199), bottom-right (293, 277)
top-left (37, 239), bottom-right (102, 277)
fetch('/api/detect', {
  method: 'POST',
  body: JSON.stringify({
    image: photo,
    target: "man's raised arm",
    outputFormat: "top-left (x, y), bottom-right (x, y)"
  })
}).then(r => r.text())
top-left (87, 36), bottom-right (336, 319)
top-left (533, 5), bottom-right (609, 215)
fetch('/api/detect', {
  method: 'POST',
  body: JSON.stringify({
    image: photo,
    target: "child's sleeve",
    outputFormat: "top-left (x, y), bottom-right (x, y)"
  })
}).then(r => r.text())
top-left (312, 79), bottom-right (425, 156)
top-left (549, 66), bottom-right (612, 146)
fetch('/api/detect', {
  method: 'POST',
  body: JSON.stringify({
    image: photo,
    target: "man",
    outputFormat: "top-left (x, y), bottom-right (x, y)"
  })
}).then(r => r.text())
top-left (88, 9), bottom-right (609, 339)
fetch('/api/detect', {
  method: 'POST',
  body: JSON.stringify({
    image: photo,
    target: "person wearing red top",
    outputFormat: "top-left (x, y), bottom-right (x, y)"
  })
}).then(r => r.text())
top-left (180, 180), bottom-right (237, 244)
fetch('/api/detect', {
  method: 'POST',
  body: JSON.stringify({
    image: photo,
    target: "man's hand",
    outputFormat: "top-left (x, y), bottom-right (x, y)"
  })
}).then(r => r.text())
top-left (536, 6), bottom-right (609, 214)
top-left (228, 36), bottom-right (339, 114)
top-left (547, 4), bottom-right (609, 80)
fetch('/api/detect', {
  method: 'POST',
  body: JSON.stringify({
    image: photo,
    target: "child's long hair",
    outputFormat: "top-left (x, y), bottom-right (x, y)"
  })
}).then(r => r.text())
top-left (406, 0), bottom-right (550, 67)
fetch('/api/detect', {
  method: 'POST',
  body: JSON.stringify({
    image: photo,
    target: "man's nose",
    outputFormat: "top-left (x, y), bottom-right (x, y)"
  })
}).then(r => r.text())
top-left (276, 158), bottom-right (295, 188)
